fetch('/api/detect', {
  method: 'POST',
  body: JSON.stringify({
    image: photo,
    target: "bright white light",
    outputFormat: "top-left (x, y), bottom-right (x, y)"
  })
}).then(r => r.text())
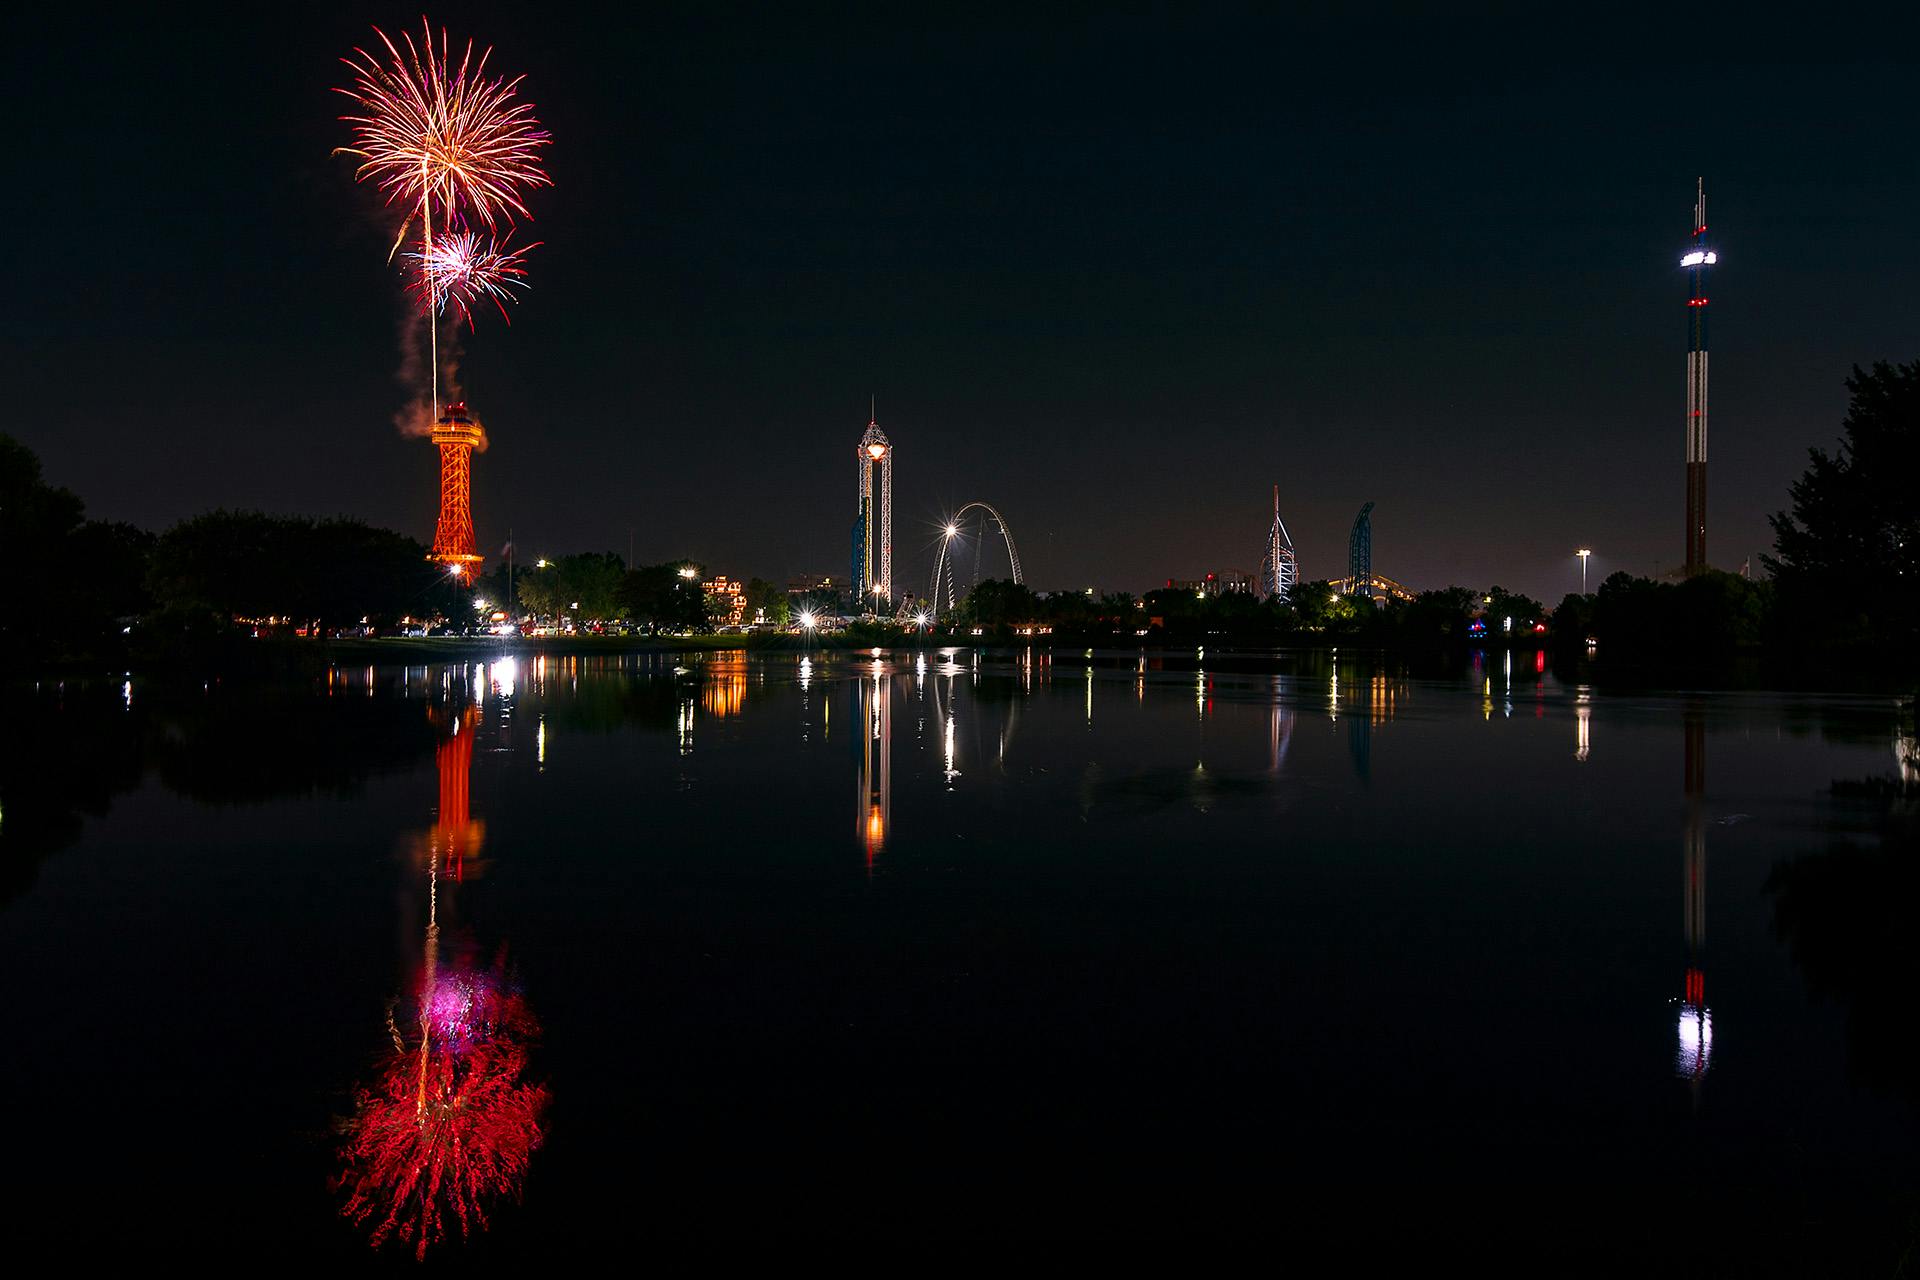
top-left (913, 612), bottom-right (928, 626)
top-left (1681, 250), bottom-right (1719, 268)
top-left (945, 524), bottom-right (958, 538)
top-left (1676, 1004), bottom-right (1713, 1077)
top-left (678, 567), bottom-right (698, 579)
top-left (800, 610), bottom-right (818, 630)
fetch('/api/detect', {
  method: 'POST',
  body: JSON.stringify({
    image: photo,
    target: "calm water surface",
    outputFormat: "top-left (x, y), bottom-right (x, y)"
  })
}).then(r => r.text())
top-left (3, 649), bottom-right (1916, 1256)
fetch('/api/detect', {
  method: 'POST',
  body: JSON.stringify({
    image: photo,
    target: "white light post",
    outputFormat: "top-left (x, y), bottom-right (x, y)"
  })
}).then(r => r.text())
top-left (1576, 548), bottom-right (1592, 594)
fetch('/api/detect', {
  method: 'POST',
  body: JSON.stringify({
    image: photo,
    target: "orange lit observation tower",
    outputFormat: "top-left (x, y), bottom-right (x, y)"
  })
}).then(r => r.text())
top-left (428, 402), bottom-right (486, 581)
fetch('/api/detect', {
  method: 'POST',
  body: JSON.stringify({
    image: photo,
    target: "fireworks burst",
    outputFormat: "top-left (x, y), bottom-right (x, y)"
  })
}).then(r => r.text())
top-left (406, 232), bottom-right (540, 327)
top-left (336, 19), bottom-right (553, 420)
top-left (337, 961), bottom-right (548, 1260)
top-left (335, 21), bottom-right (552, 231)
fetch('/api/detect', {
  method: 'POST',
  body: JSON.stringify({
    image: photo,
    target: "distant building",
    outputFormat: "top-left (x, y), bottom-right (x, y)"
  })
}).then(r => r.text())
top-left (849, 498), bottom-right (870, 605)
top-left (788, 572), bottom-right (837, 596)
top-left (1164, 573), bottom-right (1256, 597)
top-left (702, 575), bottom-right (746, 627)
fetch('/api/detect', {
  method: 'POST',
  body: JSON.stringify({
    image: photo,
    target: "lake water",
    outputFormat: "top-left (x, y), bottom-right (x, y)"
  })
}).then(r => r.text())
top-left (4, 648), bottom-right (1916, 1258)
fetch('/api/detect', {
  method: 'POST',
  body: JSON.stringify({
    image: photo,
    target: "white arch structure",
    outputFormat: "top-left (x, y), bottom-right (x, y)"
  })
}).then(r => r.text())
top-left (930, 501), bottom-right (1024, 610)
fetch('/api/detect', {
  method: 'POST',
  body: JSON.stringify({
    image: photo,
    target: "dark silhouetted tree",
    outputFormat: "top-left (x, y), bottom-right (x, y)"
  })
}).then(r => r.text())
top-left (1768, 359), bottom-right (1920, 649)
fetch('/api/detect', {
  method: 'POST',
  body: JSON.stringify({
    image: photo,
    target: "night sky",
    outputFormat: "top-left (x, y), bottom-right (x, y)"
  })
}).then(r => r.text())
top-left (7, 7), bottom-right (1920, 602)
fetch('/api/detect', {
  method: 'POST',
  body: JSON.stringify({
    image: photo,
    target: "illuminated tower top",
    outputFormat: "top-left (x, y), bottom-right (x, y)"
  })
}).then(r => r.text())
top-left (432, 400), bottom-right (485, 450)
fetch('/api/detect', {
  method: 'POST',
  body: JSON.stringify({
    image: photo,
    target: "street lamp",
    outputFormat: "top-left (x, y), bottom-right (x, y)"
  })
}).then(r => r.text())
top-left (678, 566), bottom-right (698, 580)
top-left (1576, 548), bottom-right (1592, 594)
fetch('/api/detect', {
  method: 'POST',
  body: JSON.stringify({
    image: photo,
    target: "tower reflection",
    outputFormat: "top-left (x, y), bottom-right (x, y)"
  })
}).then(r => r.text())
top-left (429, 704), bottom-right (484, 880)
top-left (1269, 690), bottom-right (1293, 776)
top-left (857, 667), bottom-right (891, 870)
top-left (1675, 705), bottom-right (1712, 1089)
top-left (337, 668), bottom-right (547, 1259)
top-left (1342, 660), bottom-right (1405, 785)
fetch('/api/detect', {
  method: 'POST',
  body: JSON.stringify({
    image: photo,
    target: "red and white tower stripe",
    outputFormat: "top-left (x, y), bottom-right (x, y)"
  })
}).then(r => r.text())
top-left (1683, 179), bottom-right (1716, 576)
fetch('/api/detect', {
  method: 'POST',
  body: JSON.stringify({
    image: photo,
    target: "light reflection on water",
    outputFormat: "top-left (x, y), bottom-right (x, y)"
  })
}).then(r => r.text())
top-left (1, 649), bottom-right (1916, 1254)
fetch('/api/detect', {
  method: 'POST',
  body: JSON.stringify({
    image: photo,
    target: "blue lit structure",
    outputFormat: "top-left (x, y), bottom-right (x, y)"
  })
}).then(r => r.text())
top-left (1347, 501), bottom-right (1374, 587)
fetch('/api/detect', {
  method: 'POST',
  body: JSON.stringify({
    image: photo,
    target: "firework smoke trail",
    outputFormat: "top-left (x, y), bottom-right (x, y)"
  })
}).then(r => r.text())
top-left (423, 154), bottom-right (437, 420)
top-left (336, 19), bottom-right (552, 424)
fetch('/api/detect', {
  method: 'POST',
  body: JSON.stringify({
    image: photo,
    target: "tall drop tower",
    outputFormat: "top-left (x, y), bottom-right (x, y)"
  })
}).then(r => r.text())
top-left (856, 409), bottom-right (893, 604)
top-left (1682, 179), bottom-right (1717, 576)
top-left (428, 401), bottom-right (486, 582)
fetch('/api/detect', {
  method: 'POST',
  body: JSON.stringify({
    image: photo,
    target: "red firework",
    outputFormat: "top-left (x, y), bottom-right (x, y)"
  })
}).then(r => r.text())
top-left (335, 19), bottom-right (552, 230)
top-left (406, 231), bottom-right (540, 326)
top-left (336, 969), bottom-right (548, 1259)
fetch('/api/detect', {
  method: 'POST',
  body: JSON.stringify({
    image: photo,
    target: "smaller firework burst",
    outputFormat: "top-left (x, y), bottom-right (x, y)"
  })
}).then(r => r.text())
top-left (406, 232), bottom-right (539, 327)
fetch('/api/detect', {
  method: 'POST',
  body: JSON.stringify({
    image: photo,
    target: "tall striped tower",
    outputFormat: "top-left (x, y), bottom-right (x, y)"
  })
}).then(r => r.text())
top-left (1682, 179), bottom-right (1716, 576)
top-left (856, 407), bottom-right (893, 604)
